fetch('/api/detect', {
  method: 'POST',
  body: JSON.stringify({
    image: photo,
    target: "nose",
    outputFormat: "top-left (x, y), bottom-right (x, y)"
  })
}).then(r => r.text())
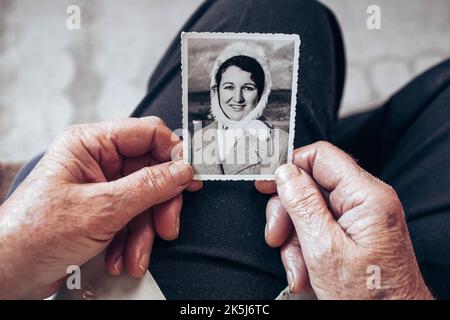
top-left (233, 88), bottom-right (245, 104)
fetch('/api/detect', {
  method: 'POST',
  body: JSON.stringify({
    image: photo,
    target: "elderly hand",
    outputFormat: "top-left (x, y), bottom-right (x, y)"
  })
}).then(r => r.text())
top-left (0, 117), bottom-right (201, 299)
top-left (256, 141), bottom-right (432, 300)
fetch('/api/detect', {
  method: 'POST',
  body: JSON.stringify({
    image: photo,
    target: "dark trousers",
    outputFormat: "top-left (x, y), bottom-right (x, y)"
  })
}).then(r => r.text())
top-left (7, 0), bottom-right (450, 299)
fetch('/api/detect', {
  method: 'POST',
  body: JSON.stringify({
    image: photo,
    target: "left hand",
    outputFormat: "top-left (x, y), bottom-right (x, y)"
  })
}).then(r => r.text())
top-left (0, 117), bottom-right (202, 299)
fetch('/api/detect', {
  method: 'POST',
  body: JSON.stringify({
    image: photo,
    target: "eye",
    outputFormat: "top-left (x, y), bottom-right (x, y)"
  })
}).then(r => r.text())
top-left (223, 85), bottom-right (234, 90)
top-left (243, 85), bottom-right (256, 91)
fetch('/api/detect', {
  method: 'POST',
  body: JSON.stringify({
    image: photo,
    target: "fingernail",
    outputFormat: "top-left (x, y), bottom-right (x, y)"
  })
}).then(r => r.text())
top-left (287, 271), bottom-right (295, 292)
top-left (275, 164), bottom-right (300, 186)
top-left (113, 255), bottom-right (123, 275)
top-left (265, 218), bottom-right (274, 240)
top-left (138, 253), bottom-right (150, 273)
top-left (176, 216), bottom-right (180, 237)
top-left (169, 160), bottom-right (193, 186)
top-left (264, 223), bottom-right (269, 240)
top-left (173, 148), bottom-right (183, 161)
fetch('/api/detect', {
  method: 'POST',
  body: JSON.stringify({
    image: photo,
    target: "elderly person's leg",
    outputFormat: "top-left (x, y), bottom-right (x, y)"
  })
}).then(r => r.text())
top-left (7, 0), bottom-right (345, 299)
top-left (336, 58), bottom-right (450, 299)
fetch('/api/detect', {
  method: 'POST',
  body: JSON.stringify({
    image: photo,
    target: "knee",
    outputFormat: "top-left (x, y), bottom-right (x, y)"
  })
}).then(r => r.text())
top-left (213, 0), bottom-right (329, 24)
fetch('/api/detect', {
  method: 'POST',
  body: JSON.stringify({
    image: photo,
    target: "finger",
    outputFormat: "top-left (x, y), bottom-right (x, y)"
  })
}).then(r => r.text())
top-left (255, 180), bottom-right (277, 194)
top-left (265, 195), bottom-right (292, 248)
top-left (186, 180), bottom-right (203, 192)
top-left (280, 232), bottom-right (310, 294)
top-left (292, 141), bottom-right (379, 217)
top-left (171, 141), bottom-right (184, 162)
top-left (54, 117), bottom-right (177, 182)
top-left (292, 141), bottom-right (364, 190)
top-left (124, 212), bottom-right (155, 278)
top-left (153, 193), bottom-right (183, 241)
top-left (122, 153), bottom-right (157, 177)
top-left (171, 143), bottom-right (202, 192)
top-left (275, 164), bottom-right (346, 262)
top-left (105, 228), bottom-right (128, 275)
top-left (122, 151), bottom-right (203, 192)
top-left (107, 117), bottom-right (178, 161)
top-left (93, 160), bottom-right (193, 227)
top-left (67, 117), bottom-right (179, 170)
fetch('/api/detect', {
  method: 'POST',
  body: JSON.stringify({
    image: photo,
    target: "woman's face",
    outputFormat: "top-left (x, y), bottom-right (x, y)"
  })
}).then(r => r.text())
top-left (218, 66), bottom-right (259, 121)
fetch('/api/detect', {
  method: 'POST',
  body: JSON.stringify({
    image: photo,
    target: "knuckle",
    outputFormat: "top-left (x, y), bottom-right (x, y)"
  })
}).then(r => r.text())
top-left (367, 182), bottom-right (404, 229)
top-left (61, 124), bottom-right (82, 139)
top-left (148, 116), bottom-right (165, 126)
top-left (52, 125), bottom-right (84, 150)
top-left (384, 184), bottom-right (400, 202)
top-left (140, 166), bottom-right (169, 200)
top-left (64, 123), bottom-right (90, 135)
top-left (314, 141), bottom-right (357, 165)
top-left (314, 141), bottom-right (342, 157)
top-left (314, 140), bottom-right (334, 150)
top-left (63, 124), bottom-right (81, 133)
top-left (287, 190), bottom-right (324, 220)
top-left (61, 123), bottom-right (96, 142)
top-left (379, 183), bottom-right (403, 213)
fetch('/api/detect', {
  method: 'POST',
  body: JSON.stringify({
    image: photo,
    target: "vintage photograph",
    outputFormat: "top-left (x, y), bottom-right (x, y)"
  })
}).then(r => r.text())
top-left (182, 32), bottom-right (300, 180)
top-left (1, 0), bottom-right (449, 302)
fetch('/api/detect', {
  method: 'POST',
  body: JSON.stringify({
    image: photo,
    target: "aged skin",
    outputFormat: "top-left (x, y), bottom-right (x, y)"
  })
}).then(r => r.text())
top-left (0, 117), bottom-right (201, 299)
top-left (256, 141), bottom-right (433, 300)
top-left (0, 120), bottom-right (432, 300)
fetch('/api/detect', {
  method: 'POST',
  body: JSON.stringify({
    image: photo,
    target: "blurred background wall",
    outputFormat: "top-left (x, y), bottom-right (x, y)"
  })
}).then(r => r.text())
top-left (0, 0), bottom-right (449, 166)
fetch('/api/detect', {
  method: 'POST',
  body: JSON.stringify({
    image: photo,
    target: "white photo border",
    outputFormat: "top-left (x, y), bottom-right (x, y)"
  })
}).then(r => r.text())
top-left (181, 32), bottom-right (301, 181)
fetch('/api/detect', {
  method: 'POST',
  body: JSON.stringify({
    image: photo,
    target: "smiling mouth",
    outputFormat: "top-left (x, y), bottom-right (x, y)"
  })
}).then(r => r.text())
top-left (229, 104), bottom-right (245, 111)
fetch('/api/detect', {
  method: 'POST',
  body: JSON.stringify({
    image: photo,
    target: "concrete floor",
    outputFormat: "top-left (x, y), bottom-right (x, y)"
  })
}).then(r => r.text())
top-left (0, 0), bottom-right (449, 162)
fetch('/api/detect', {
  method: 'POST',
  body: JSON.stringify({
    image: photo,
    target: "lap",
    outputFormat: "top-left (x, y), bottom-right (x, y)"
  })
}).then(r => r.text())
top-left (131, 0), bottom-right (346, 299)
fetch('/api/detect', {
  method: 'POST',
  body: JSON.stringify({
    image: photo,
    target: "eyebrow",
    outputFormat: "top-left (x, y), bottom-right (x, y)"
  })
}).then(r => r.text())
top-left (221, 82), bottom-right (256, 86)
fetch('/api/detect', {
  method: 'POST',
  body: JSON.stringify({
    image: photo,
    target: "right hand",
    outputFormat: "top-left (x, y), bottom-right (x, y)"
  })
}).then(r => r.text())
top-left (256, 141), bottom-right (432, 299)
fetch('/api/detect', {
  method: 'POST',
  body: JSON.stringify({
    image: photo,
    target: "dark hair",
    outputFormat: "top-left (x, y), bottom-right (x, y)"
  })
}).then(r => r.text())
top-left (215, 55), bottom-right (265, 100)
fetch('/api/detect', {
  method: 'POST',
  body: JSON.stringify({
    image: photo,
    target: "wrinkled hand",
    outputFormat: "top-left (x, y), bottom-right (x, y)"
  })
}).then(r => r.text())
top-left (256, 141), bottom-right (432, 300)
top-left (0, 117), bottom-right (201, 299)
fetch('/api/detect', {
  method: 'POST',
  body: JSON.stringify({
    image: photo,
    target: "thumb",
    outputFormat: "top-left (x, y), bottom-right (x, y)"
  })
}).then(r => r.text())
top-left (87, 160), bottom-right (193, 228)
top-left (274, 164), bottom-right (346, 263)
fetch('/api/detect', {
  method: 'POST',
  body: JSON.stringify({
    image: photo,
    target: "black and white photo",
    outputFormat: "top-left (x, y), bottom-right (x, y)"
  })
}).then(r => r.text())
top-left (182, 32), bottom-right (300, 180)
